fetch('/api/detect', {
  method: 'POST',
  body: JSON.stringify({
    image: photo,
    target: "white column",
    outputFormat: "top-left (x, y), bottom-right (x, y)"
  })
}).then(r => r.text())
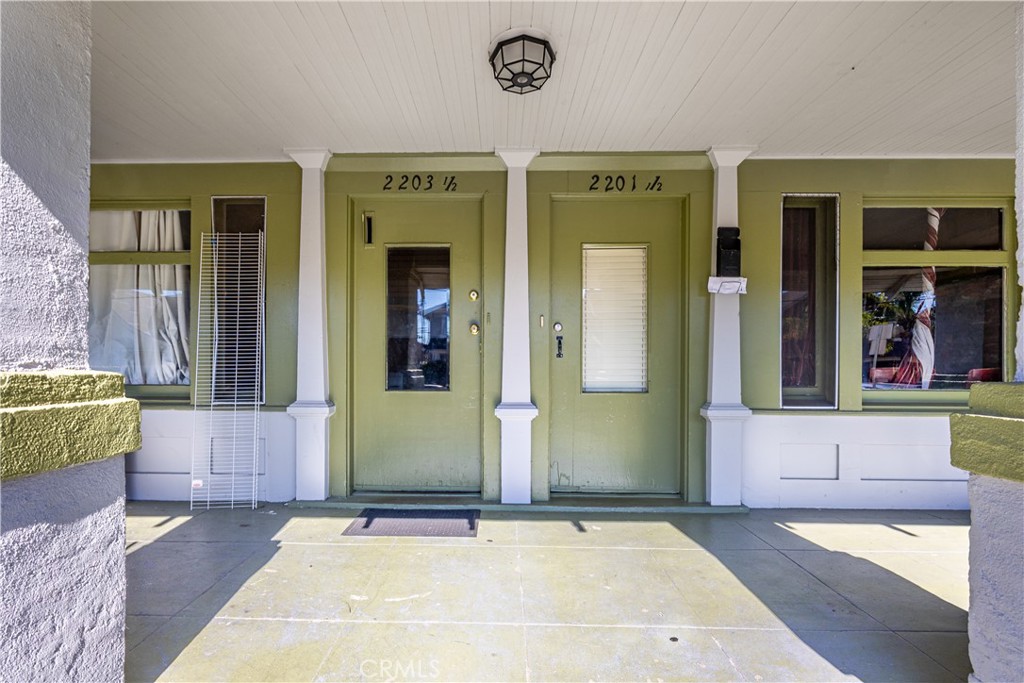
top-left (285, 148), bottom-right (335, 501)
top-left (495, 149), bottom-right (539, 504)
top-left (701, 147), bottom-right (756, 506)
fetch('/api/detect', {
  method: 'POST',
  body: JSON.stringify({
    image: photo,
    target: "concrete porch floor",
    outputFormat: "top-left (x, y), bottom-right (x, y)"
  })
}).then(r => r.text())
top-left (125, 503), bottom-right (971, 682)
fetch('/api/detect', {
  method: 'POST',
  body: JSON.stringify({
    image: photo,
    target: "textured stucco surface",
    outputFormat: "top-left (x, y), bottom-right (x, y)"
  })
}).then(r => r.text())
top-left (951, 383), bottom-right (1024, 483)
top-left (967, 473), bottom-right (1024, 683)
top-left (950, 413), bottom-right (1024, 483)
top-left (0, 1), bottom-right (91, 371)
top-left (0, 455), bottom-right (127, 683)
top-left (968, 381), bottom-right (1024, 419)
top-left (0, 369), bottom-right (127, 408)
top-left (0, 371), bottom-right (140, 481)
top-left (1016, 2), bottom-right (1023, 382)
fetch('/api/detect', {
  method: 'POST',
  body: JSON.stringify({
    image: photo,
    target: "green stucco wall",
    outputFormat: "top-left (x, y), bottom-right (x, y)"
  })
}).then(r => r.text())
top-left (738, 159), bottom-right (1018, 413)
top-left (0, 370), bottom-right (140, 480)
top-left (950, 382), bottom-right (1024, 483)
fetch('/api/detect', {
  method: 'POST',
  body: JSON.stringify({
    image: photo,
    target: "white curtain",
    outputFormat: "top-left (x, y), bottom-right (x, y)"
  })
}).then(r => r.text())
top-left (88, 210), bottom-right (190, 385)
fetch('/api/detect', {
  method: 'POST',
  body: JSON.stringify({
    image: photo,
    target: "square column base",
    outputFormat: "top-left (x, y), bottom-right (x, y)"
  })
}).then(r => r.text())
top-left (287, 400), bottom-right (335, 501)
top-left (495, 402), bottom-right (538, 504)
top-left (701, 403), bottom-right (751, 506)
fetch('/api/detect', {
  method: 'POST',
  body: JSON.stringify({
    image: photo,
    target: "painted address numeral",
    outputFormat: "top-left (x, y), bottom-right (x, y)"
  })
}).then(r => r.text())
top-left (589, 174), bottom-right (663, 193)
top-left (382, 174), bottom-right (456, 192)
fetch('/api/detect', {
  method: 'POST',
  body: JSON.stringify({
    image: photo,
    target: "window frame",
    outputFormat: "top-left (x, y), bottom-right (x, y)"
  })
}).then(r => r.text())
top-left (207, 196), bottom-right (268, 406)
top-left (858, 197), bottom-right (1017, 409)
top-left (780, 194), bottom-right (839, 409)
top-left (88, 200), bottom-right (193, 402)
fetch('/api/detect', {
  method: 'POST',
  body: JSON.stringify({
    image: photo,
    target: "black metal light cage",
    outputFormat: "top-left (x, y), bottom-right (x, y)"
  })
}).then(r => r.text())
top-left (489, 34), bottom-right (555, 94)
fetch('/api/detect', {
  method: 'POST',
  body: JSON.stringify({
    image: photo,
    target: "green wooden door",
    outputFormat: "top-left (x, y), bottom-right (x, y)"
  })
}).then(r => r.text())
top-left (549, 198), bottom-right (682, 493)
top-left (353, 198), bottom-right (482, 491)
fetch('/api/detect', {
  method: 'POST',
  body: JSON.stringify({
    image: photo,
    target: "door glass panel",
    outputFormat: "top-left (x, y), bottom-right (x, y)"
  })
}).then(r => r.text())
top-left (386, 247), bottom-right (450, 391)
top-left (582, 245), bottom-right (647, 392)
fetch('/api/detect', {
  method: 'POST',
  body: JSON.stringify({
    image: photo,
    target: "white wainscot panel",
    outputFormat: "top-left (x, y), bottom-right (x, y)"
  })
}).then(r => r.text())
top-left (129, 409), bottom-right (297, 503)
top-left (861, 444), bottom-right (968, 482)
top-left (743, 414), bottom-right (968, 509)
top-left (780, 443), bottom-right (839, 480)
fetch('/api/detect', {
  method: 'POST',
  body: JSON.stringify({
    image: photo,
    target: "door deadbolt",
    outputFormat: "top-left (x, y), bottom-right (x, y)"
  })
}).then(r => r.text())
top-left (468, 290), bottom-right (479, 301)
top-left (553, 322), bottom-right (563, 333)
top-left (469, 323), bottom-right (480, 336)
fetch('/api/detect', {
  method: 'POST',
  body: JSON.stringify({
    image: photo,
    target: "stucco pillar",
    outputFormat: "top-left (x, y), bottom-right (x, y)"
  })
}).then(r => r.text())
top-left (701, 147), bottom-right (755, 506)
top-left (495, 149), bottom-right (539, 504)
top-left (950, 384), bottom-right (1024, 683)
top-left (286, 148), bottom-right (335, 501)
top-left (1015, 2), bottom-right (1024, 382)
top-left (1, 3), bottom-right (137, 681)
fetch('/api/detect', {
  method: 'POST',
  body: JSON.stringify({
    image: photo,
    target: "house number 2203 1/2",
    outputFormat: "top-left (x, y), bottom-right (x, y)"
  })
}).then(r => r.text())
top-left (382, 174), bottom-right (458, 192)
top-left (589, 174), bottom-right (663, 193)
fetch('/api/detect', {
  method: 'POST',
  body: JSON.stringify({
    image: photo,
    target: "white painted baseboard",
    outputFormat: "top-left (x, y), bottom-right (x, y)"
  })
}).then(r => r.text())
top-left (743, 413), bottom-right (968, 509)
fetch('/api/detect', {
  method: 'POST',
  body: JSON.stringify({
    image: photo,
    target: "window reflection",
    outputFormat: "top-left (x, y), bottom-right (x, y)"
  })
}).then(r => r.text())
top-left (387, 247), bottom-right (450, 391)
top-left (862, 267), bottom-right (1002, 389)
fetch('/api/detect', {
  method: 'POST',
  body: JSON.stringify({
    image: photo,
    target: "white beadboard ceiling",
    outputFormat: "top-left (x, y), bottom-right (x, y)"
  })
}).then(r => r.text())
top-left (91, 1), bottom-right (1018, 162)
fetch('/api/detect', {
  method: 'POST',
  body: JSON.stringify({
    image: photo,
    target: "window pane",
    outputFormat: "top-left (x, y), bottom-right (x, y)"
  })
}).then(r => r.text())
top-left (863, 208), bottom-right (1001, 250)
top-left (386, 247), bottom-right (450, 391)
top-left (582, 246), bottom-right (647, 393)
top-left (782, 207), bottom-right (817, 388)
top-left (90, 210), bottom-right (190, 252)
top-left (862, 267), bottom-right (1002, 390)
top-left (88, 264), bottom-right (191, 385)
top-left (213, 197), bottom-right (266, 234)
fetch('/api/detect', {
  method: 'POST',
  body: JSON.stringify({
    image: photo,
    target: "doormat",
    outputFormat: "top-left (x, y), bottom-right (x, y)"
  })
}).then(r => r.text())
top-left (342, 508), bottom-right (480, 538)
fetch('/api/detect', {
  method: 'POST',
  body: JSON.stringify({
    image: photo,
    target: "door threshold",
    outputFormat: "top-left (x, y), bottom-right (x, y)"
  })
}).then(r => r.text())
top-left (290, 492), bottom-right (747, 515)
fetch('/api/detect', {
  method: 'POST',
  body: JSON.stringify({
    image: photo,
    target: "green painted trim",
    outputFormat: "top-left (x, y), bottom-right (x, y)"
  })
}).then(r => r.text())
top-left (89, 252), bottom-right (191, 266)
top-left (755, 408), bottom-right (961, 416)
top-left (863, 196), bottom-right (1014, 208)
top-left (950, 414), bottom-right (1024, 483)
top-left (91, 198), bottom-right (191, 211)
top-left (0, 371), bottom-right (141, 480)
top-left (968, 382), bottom-right (1024, 419)
top-left (861, 251), bottom-right (1009, 267)
top-left (531, 153), bottom-right (712, 172)
top-left (322, 153), bottom-right (713, 173)
top-left (327, 154), bottom-right (505, 173)
top-left (862, 390), bottom-right (973, 408)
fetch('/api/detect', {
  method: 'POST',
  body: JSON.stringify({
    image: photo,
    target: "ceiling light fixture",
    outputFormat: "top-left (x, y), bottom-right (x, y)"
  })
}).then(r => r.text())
top-left (489, 33), bottom-right (555, 94)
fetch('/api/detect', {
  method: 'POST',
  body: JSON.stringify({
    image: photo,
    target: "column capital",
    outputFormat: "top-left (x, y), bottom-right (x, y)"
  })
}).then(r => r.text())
top-left (706, 147), bottom-right (756, 170)
top-left (285, 148), bottom-right (332, 171)
top-left (495, 148), bottom-right (540, 169)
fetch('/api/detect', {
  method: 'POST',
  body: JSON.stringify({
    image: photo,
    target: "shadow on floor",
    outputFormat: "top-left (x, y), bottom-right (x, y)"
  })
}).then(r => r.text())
top-left (665, 510), bottom-right (970, 682)
top-left (125, 503), bottom-right (970, 682)
top-left (124, 502), bottom-right (291, 682)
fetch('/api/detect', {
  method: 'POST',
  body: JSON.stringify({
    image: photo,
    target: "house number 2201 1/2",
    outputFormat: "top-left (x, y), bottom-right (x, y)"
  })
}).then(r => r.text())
top-left (589, 174), bottom-right (663, 193)
top-left (382, 174), bottom-right (458, 192)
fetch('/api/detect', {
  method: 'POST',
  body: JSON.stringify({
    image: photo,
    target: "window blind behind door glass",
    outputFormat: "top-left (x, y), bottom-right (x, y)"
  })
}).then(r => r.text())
top-left (582, 246), bottom-right (648, 392)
